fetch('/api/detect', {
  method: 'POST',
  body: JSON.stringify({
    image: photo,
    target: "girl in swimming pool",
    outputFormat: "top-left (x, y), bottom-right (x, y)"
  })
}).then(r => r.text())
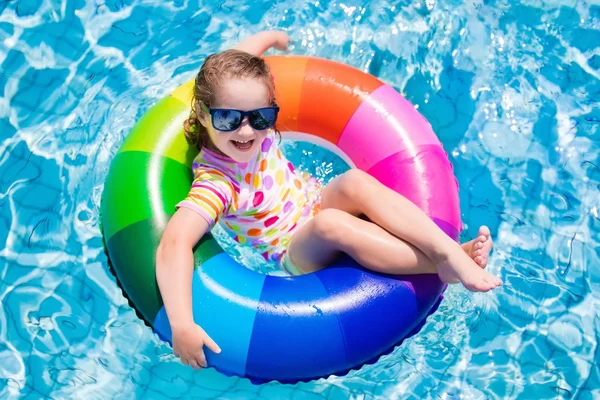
top-left (156, 31), bottom-right (501, 370)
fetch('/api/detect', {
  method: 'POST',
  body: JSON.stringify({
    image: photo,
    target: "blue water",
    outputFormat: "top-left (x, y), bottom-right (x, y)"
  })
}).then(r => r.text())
top-left (1, 0), bottom-right (599, 398)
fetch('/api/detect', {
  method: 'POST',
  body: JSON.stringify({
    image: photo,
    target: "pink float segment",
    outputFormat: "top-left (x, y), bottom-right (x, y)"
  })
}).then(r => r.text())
top-left (366, 145), bottom-right (463, 236)
top-left (337, 85), bottom-right (441, 171)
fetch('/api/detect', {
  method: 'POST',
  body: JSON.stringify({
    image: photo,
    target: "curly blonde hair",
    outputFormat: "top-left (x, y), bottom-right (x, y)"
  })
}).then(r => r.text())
top-left (184, 49), bottom-right (278, 151)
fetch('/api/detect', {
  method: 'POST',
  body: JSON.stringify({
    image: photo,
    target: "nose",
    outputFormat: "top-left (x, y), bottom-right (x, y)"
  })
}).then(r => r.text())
top-left (238, 118), bottom-right (254, 136)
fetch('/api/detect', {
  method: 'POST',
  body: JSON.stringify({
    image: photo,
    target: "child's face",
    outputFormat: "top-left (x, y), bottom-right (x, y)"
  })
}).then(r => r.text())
top-left (200, 78), bottom-right (272, 163)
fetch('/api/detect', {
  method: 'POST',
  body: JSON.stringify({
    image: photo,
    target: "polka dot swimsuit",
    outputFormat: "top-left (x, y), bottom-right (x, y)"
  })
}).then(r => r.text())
top-left (177, 131), bottom-right (322, 266)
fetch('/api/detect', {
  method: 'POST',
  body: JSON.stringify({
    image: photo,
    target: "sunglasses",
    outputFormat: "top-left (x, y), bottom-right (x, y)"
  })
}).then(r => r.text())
top-left (201, 103), bottom-right (279, 132)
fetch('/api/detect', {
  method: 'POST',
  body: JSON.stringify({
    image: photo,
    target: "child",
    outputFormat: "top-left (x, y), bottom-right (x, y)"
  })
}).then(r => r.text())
top-left (156, 31), bottom-right (502, 370)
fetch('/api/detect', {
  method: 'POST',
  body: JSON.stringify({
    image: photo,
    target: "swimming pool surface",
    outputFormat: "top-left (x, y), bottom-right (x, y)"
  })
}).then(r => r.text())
top-left (0, 0), bottom-right (599, 398)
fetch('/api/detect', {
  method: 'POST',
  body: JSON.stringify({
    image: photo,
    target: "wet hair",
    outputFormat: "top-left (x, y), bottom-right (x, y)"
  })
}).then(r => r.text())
top-left (184, 49), bottom-right (279, 151)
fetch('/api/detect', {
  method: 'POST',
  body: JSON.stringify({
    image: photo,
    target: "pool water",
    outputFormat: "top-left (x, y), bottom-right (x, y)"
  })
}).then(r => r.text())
top-left (1, 0), bottom-right (599, 399)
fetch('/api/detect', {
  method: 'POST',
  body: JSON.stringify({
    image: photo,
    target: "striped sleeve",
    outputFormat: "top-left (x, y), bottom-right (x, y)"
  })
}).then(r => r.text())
top-left (176, 169), bottom-right (235, 228)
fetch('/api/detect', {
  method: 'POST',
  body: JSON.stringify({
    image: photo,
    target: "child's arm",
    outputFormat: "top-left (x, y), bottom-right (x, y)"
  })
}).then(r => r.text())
top-left (156, 207), bottom-right (221, 369)
top-left (233, 30), bottom-right (290, 56)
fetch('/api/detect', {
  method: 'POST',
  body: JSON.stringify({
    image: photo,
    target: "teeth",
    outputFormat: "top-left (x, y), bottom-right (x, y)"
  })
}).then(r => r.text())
top-left (235, 140), bottom-right (251, 143)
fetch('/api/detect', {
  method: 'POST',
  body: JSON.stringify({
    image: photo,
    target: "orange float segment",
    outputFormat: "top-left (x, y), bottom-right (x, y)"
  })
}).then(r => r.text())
top-left (264, 56), bottom-right (308, 133)
top-left (297, 57), bottom-right (383, 144)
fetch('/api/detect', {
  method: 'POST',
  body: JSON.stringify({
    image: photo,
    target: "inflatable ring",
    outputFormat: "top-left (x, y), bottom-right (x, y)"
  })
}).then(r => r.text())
top-left (100, 55), bottom-right (462, 384)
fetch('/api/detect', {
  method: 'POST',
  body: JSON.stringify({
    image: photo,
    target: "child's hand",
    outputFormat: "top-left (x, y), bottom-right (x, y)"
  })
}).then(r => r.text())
top-left (233, 30), bottom-right (291, 56)
top-left (172, 323), bottom-right (221, 370)
top-left (271, 31), bottom-right (290, 51)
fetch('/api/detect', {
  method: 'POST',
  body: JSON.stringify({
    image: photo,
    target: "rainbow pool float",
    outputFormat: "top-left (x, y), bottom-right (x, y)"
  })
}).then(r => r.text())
top-left (101, 55), bottom-right (462, 384)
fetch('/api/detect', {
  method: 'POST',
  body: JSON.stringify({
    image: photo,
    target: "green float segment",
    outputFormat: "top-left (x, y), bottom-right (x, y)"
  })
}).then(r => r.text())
top-left (119, 96), bottom-right (197, 166)
top-left (107, 218), bottom-right (224, 322)
top-left (192, 232), bottom-right (225, 265)
top-left (101, 151), bottom-right (193, 242)
top-left (101, 94), bottom-right (228, 324)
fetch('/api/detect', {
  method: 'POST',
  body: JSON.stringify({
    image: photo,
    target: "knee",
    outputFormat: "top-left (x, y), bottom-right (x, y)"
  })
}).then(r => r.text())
top-left (312, 209), bottom-right (348, 244)
top-left (337, 169), bottom-right (375, 201)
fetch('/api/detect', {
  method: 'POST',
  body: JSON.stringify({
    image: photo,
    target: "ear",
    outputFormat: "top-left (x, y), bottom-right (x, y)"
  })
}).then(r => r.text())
top-left (197, 103), bottom-right (210, 128)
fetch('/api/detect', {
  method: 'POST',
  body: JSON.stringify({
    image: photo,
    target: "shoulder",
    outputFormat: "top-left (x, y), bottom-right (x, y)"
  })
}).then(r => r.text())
top-left (192, 150), bottom-right (236, 182)
top-left (258, 130), bottom-right (281, 155)
top-left (190, 159), bottom-right (239, 199)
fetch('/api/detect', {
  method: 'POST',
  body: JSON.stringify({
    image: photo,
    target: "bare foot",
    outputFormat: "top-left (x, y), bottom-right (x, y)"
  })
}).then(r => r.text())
top-left (461, 226), bottom-right (493, 268)
top-left (436, 243), bottom-right (502, 292)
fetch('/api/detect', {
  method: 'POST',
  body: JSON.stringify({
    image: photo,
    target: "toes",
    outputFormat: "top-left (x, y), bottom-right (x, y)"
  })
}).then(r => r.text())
top-left (478, 226), bottom-right (491, 238)
top-left (474, 255), bottom-right (483, 264)
top-left (472, 280), bottom-right (493, 292)
top-left (478, 277), bottom-right (499, 292)
top-left (478, 235), bottom-right (487, 243)
top-left (483, 275), bottom-right (501, 289)
top-left (464, 270), bottom-right (502, 292)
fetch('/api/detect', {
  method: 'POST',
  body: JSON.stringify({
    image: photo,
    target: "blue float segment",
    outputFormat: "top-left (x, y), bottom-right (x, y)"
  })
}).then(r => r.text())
top-left (153, 308), bottom-right (171, 342)
top-left (153, 252), bottom-right (265, 378)
top-left (314, 255), bottom-right (422, 367)
top-left (245, 273), bottom-right (347, 383)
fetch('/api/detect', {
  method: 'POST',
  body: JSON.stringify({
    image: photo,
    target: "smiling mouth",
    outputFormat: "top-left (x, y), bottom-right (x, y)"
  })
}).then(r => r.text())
top-left (231, 139), bottom-right (254, 150)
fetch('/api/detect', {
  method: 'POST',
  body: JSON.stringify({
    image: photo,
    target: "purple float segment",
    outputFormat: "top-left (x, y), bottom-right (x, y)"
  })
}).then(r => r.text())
top-left (337, 85), bottom-right (441, 171)
top-left (366, 145), bottom-right (463, 234)
top-left (431, 217), bottom-right (460, 242)
top-left (399, 274), bottom-right (446, 314)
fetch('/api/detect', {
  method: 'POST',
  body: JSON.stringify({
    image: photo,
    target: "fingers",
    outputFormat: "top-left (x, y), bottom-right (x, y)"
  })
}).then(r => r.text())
top-left (203, 334), bottom-right (221, 354)
top-left (180, 356), bottom-right (204, 370)
top-left (173, 327), bottom-right (221, 371)
top-left (196, 352), bottom-right (208, 369)
top-left (188, 359), bottom-right (201, 370)
top-left (275, 32), bottom-right (290, 51)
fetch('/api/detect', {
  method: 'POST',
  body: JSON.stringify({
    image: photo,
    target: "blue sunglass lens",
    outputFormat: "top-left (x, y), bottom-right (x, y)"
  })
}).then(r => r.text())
top-left (213, 110), bottom-right (242, 131)
top-left (249, 108), bottom-right (278, 130)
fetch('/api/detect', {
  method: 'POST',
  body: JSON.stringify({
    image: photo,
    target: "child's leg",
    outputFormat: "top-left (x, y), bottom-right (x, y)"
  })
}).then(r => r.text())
top-left (287, 208), bottom-right (436, 275)
top-left (287, 209), bottom-right (496, 292)
top-left (316, 170), bottom-right (502, 291)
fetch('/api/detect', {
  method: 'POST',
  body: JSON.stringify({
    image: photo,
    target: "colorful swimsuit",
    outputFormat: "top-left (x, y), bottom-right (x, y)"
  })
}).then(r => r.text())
top-left (177, 131), bottom-right (321, 272)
